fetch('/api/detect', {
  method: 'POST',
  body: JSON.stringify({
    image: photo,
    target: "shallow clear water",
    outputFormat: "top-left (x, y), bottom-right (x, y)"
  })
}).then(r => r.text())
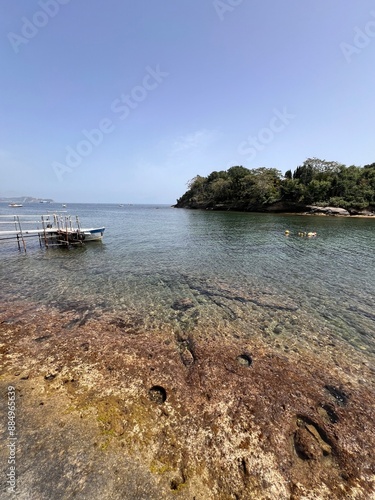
top-left (1, 203), bottom-right (374, 356)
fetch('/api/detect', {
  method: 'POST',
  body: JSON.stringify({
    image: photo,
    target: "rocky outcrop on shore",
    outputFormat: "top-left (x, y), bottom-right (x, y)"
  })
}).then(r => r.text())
top-left (1, 300), bottom-right (375, 499)
top-left (305, 205), bottom-right (375, 216)
top-left (306, 205), bottom-right (350, 216)
top-left (173, 200), bottom-right (374, 216)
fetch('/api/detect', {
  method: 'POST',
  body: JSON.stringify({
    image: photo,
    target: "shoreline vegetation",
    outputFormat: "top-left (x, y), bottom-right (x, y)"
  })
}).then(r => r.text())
top-left (173, 158), bottom-right (375, 216)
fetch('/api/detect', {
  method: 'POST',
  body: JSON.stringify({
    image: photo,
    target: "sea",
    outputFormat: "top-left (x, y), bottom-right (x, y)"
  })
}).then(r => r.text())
top-left (1, 203), bottom-right (374, 362)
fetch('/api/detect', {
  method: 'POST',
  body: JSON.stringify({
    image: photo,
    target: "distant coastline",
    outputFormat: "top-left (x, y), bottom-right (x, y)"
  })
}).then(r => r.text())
top-left (0, 196), bottom-right (54, 204)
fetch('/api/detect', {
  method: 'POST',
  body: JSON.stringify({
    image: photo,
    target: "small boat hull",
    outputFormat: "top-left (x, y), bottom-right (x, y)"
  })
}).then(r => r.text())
top-left (81, 228), bottom-right (105, 241)
top-left (48, 227), bottom-right (105, 243)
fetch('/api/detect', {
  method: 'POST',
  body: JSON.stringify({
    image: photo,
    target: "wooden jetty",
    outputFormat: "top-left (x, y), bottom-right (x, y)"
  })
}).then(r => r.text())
top-left (0, 213), bottom-right (105, 252)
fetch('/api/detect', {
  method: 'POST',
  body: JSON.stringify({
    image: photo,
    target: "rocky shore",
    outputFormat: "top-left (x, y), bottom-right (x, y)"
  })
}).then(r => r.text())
top-left (173, 200), bottom-right (375, 217)
top-left (1, 298), bottom-right (374, 499)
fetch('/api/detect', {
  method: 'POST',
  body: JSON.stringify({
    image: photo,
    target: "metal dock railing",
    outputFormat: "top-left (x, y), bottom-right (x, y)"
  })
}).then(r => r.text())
top-left (0, 213), bottom-right (86, 252)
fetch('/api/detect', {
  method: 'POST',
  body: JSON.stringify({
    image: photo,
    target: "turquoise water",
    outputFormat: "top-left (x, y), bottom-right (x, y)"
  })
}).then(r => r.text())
top-left (1, 203), bottom-right (374, 357)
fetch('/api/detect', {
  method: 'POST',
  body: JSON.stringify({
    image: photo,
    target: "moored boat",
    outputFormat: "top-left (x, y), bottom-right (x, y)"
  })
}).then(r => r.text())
top-left (0, 213), bottom-right (105, 250)
top-left (77, 227), bottom-right (105, 241)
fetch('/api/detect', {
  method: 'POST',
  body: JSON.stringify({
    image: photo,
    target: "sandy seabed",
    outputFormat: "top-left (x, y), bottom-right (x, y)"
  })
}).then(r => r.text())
top-left (0, 298), bottom-right (374, 500)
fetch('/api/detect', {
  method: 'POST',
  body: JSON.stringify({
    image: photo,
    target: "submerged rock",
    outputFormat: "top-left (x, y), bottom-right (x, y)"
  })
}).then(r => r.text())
top-left (171, 298), bottom-right (195, 311)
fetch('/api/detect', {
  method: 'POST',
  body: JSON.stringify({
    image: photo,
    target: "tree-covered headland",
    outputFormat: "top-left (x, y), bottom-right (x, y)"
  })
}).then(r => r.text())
top-left (174, 158), bottom-right (375, 213)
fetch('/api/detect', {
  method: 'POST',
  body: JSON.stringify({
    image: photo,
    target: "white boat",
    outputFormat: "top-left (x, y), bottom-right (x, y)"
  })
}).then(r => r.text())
top-left (41, 226), bottom-right (105, 242)
top-left (8, 203), bottom-right (23, 207)
top-left (77, 227), bottom-right (105, 241)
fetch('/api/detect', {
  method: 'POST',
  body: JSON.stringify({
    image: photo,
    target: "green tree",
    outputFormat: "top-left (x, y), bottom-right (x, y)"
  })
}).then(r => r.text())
top-left (305, 180), bottom-right (331, 204)
top-left (209, 177), bottom-right (231, 202)
top-left (280, 178), bottom-right (305, 202)
top-left (175, 159), bottom-right (375, 210)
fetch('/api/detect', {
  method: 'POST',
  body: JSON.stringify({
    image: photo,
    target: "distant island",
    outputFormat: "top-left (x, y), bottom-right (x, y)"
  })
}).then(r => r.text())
top-left (174, 158), bottom-right (375, 215)
top-left (0, 196), bottom-right (54, 204)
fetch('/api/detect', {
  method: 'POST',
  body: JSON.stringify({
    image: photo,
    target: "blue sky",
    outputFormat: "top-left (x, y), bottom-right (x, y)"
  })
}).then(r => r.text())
top-left (1, 1), bottom-right (375, 203)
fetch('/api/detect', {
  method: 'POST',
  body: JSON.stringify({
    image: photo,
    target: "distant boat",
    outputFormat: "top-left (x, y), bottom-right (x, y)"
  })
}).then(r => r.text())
top-left (62, 204), bottom-right (66, 208)
top-left (9, 203), bottom-right (23, 207)
top-left (39, 200), bottom-right (48, 203)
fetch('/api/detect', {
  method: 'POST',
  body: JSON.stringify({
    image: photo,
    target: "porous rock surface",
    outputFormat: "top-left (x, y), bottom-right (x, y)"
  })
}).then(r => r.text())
top-left (0, 302), bottom-right (374, 499)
